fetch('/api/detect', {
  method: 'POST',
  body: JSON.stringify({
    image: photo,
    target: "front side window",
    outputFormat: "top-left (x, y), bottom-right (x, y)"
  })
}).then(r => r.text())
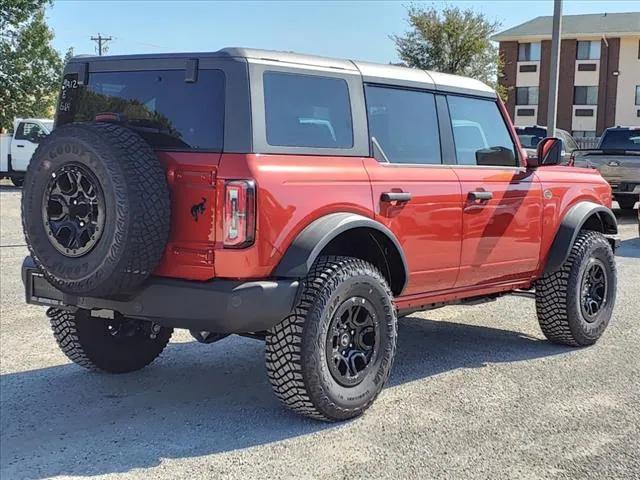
top-left (60, 69), bottom-right (225, 150)
top-left (518, 42), bottom-right (541, 62)
top-left (574, 86), bottom-right (598, 105)
top-left (516, 86), bottom-right (539, 106)
top-left (364, 85), bottom-right (441, 165)
top-left (263, 71), bottom-right (353, 148)
top-left (577, 40), bottom-right (601, 60)
top-left (448, 96), bottom-right (517, 167)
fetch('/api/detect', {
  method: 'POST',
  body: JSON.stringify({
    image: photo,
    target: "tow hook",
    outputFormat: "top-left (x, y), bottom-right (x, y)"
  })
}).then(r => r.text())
top-left (149, 322), bottom-right (162, 340)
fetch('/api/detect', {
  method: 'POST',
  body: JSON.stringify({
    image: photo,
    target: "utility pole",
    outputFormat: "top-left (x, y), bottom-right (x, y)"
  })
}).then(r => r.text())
top-left (90, 33), bottom-right (112, 56)
top-left (546, 0), bottom-right (562, 137)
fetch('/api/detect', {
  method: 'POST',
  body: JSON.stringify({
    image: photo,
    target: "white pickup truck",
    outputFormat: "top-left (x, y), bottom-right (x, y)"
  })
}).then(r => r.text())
top-left (1, 118), bottom-right (54, 186)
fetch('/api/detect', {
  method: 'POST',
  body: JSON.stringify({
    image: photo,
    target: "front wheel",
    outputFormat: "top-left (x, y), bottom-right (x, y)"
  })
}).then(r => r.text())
top-left (536, 231), bottom-right (616, 346)
top-left (48, 308), bottom-right (173, 373)
top-left (266, 256), bottom-right (397, 421)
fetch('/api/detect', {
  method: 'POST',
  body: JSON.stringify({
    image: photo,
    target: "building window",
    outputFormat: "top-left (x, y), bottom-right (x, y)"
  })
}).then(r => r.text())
top-left (636, 86), bottom-right (640, 105)
top-left (575, 109), bottom-right (594, 117)
top-left (574, 86), bottom-right (598, 105)
top-left (516, 108), bottom-right (535, 117)
top-left (519, 64), bottom-right (537, 73)
top-left (518, 42), bottom-right (541, 61)
top-left (576, 40), bottom-right (601, 60)
top-left (516, 86), bottom-right (539, 105)
top-left (577, 63), bottom-right (597, 72)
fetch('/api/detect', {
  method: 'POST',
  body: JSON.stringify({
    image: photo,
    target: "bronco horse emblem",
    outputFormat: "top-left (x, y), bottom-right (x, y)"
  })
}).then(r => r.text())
top-left (190, 197), bottom-right (207, 222)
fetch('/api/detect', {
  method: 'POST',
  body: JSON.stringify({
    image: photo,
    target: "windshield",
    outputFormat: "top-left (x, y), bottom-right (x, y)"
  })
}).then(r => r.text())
top-left (58, 69), bottom-right (225, 150)
top-left (600, 130), bottom-right (640, 151)
top-left (515, 127), bottom-right (546, 148)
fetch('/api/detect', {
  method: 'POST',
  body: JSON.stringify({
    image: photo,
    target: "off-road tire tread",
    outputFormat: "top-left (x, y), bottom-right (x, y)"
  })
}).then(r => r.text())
top-left (535, 230), bottom-right (614, 346)
top-left (48, 308), bottom-right (172, 373)
top-left (265, 256), bottom-right (396, 421)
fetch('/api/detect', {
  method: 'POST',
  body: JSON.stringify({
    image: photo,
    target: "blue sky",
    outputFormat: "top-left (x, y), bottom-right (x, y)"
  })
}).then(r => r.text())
top-left (47, 0), bottom-right (639, 63)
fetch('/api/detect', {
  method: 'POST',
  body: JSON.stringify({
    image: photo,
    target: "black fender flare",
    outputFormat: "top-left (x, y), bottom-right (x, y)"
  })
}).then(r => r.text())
top-left (543, 201), bottom-right (618, 275)
top-left (274, 212), bottom-right (409, 293)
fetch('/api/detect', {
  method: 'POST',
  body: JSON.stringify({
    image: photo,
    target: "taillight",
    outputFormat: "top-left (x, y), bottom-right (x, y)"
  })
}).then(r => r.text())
top-left (223, 180), bottom-right (256, 248)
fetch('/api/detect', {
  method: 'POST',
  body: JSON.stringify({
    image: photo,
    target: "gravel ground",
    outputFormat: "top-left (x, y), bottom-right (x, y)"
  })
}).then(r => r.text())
top-left (1, 180), bottom-right (639, 480)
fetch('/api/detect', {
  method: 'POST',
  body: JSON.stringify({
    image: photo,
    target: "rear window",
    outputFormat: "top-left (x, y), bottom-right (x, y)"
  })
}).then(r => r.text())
top-left (263, 71), bottom-right (353, 148)
top-left (600, 130), bottom-right (640, 151)
top-left (58, 69), bottom-right (225, 150)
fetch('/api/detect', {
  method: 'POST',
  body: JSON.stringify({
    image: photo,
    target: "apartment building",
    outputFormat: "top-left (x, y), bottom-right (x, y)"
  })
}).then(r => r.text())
top-left (493, 12), bottom-right (640, 138)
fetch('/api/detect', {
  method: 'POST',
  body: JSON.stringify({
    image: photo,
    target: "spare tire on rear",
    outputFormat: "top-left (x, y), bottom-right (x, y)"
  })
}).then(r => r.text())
top-left (22, 122), bottom-right (170, 297)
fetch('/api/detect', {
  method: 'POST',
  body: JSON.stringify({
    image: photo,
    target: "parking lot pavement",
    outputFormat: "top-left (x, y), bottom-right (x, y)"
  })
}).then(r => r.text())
top-left (1, 180), bottom-right (639, 480)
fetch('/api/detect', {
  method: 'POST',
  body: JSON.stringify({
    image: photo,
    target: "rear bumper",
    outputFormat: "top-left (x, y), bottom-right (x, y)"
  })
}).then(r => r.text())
top-left (22, 257), bottom-right (299, 333)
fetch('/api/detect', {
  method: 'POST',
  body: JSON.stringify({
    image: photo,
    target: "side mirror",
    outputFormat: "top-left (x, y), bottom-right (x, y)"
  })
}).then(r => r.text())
top-left (530, 137), bottom-right (562, 167)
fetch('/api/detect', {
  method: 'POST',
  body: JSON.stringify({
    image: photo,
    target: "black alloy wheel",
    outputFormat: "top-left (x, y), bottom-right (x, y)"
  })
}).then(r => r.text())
top-left (327, 296), bottom-right (380, 387)
top-left (580, 259), bottom-right (608, 321)
top-left (42, 163), bottom-right (105, 257)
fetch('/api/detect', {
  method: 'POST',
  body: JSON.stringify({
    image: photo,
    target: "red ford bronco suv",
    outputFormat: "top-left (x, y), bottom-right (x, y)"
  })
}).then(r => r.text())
top-left (22, 48), bottom-right (618, 422)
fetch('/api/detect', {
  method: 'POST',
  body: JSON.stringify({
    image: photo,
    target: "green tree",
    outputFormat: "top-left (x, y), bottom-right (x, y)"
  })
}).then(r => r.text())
top-left (0, 0), bottom-right (62, 131)
top-left (392, 5), bottom-right (505, 97)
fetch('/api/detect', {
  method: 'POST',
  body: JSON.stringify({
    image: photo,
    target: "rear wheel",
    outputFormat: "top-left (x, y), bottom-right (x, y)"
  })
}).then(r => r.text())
top-left (536, 231), bottom-right (616, 346)
top-left (48, 308), bottom-right (173, 373)
top-left (265, 256), bottom-right (397, 421)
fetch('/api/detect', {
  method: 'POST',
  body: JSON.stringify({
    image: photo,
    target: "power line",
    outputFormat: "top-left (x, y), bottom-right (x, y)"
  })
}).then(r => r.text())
top-left (90, 33), bottom-right (112, 56)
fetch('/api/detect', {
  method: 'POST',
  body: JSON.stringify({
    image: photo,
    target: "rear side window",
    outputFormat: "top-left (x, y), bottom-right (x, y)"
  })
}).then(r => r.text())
top-left (263, 71), bottom-right (353, 148)
top-left (448, 96), bottom-right (517, 166)
top-left (60, 69), bottom-right (225, 150)
top-left (365, 85), bottom-right (441, 164)
top-left (600, 130), bottom-right (640, 151)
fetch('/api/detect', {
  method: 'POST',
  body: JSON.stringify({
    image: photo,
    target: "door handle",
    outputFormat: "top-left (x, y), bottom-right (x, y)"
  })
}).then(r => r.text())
top-left (468, 191), bottom-right (493, 202)
top-left (16, 144), bottom-right (25, 148)
top-left (381, 192), bottom-right (412, 203)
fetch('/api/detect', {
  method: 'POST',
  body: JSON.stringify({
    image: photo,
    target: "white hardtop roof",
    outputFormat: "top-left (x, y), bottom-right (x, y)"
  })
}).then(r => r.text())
top-left (220, 47), bottom-right (496, 99)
